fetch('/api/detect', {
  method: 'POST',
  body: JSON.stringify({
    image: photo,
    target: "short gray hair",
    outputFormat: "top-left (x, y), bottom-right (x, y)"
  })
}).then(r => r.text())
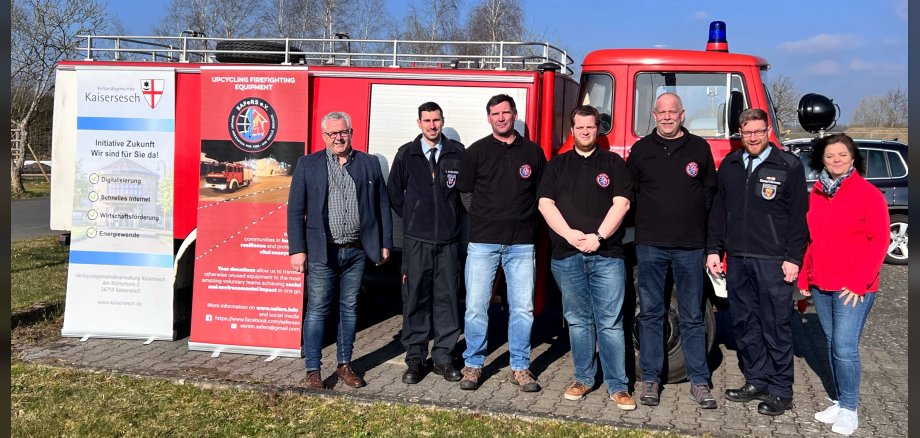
top-left (321, 111), bottom-right (352, 131)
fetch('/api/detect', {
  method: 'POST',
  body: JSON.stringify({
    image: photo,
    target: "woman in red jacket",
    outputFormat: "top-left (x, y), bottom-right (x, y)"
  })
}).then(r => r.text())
top-left (797, 134), bottom-right (889, 436)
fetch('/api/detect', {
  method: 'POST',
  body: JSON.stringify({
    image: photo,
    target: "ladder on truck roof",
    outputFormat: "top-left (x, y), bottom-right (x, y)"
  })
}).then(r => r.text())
top-left (77, 34), bottom-right (574, 75)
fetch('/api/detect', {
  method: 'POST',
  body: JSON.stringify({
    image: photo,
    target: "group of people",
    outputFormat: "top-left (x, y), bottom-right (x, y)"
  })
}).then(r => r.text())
top-left (286, 92), bottom-right (888, 436)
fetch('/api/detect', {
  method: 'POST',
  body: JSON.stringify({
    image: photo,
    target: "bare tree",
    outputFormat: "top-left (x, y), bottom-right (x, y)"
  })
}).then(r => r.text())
top-left (881, 86), bottom-right (908, 127)
top-left (258, 0), bottom-right (326, 58)
top-left (850, 96), bottom-right (884, 128)
top-left (850, 86), bottom-right (908, 128)
top-left (345, 0), bottom-right (397, 63)
top-left (466, 0), bottom-right (524, 42)
top-left (400, 0), bottom-right (463, 56)
top-left (768, 73), bottom-right (801, 131)
top-left (11, 0), bottom-right (109, 194)
top-left (154, 0), bottom-right (266, 39)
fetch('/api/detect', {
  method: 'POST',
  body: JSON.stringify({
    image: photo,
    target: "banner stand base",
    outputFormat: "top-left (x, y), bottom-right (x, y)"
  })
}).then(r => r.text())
top-left (188, 341), bottom-right (301, 358)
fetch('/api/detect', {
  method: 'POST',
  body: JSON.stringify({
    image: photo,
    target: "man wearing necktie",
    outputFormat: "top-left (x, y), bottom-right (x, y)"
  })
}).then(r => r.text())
top-left (387, 102), bottom-right (466, 384)
top-left (705, 108), bottom-right (808, 416)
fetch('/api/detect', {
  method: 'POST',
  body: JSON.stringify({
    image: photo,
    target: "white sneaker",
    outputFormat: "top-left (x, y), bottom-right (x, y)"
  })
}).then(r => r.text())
top-left (815, 400), bottom-right (840, 424)
top-left (831, 408), bottom-right (858, 436)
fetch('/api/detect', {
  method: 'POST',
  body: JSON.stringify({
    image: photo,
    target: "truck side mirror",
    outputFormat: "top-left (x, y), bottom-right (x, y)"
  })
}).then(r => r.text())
top-left (727, 90), bottom-right (744, 136)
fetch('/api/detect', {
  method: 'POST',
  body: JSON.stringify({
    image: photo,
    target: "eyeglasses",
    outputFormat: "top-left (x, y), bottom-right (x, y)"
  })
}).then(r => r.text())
top-left (323, 129), bottom-right (352, 138)
top-left (740, 129), bottom-right (768, 138)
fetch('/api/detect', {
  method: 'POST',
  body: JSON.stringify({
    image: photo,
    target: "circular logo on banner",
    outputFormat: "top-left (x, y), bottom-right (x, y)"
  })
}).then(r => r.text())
top-left (228, 97), bottom-right (278, 153)
top-left (596, 172), bottom-right (610, 188)
top-left (519, 164), bottom-right (532, 179)
top-left (686, 161), bottom-right (699, 177)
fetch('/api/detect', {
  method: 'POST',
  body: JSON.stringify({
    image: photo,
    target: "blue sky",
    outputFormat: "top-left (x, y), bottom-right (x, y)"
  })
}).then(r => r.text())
top-left (108, 0), bottom-right (908, 124)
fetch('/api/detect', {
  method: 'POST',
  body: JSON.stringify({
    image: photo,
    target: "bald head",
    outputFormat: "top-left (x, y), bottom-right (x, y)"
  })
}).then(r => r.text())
top-left (652, 92), bottom-right (686, 139)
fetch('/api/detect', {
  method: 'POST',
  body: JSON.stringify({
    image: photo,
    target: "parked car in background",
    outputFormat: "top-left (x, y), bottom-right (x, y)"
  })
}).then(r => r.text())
top-left (784, 137), bottom-right (908, 265)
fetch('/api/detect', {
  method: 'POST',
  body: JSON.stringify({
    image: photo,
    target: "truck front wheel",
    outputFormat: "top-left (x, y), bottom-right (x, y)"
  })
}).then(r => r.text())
top-left (627, 266), bottom-right (717, 383)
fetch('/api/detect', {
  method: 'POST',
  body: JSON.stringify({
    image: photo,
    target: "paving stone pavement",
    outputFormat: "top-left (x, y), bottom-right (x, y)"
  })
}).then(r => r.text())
top-left (18, 264), bottom-right (907, 437)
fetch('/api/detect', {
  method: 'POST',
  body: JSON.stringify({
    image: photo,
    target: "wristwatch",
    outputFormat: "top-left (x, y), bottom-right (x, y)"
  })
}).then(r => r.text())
top-left (594, 232), bottom-right (605, 242)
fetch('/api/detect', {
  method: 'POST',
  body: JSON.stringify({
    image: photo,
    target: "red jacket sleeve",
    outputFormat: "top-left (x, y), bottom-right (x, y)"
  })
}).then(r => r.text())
top-left (846, 184), bottom-right (890, 295)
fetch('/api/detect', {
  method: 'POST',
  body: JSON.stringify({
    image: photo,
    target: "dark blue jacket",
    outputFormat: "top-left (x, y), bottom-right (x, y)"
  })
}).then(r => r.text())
top-left (287, 149), bottom-right (393, 265)
top-left (707, 144), bottom-right (808, 264)
top-left (387, 135), bottom-right (465, 243)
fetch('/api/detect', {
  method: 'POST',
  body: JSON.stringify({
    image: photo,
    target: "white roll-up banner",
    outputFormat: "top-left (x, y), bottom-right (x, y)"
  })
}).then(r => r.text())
top-left (62, 67), bottom-right (176, 341)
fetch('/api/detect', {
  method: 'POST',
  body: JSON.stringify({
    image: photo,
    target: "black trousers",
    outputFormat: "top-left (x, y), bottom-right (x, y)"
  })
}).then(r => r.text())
top-left (401, 237), bottom-right (461, 365)
top-left (726, 256), bottom-right (795, 399)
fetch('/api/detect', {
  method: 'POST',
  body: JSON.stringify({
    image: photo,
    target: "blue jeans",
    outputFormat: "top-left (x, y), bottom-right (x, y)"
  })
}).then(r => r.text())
top-left (551, 253), bottom-right (628, 393)
top-left (812, 288), bottom-right (876, 411)
top-left (635, 244), bottom-right (710, 385)
top-left (462, 242), bottom-right (535, 371)
top-left (303, 245), bottom-right (366, 371)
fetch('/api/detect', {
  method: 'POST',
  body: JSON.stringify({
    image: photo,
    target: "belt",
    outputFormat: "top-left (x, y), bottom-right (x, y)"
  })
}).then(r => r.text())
top-left (331, 241), bottom-right (362, 249)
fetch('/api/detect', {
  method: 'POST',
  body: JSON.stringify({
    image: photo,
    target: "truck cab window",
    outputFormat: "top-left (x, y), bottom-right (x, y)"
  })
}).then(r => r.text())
top-left (634, 72), bottom-right (747, 139)
top-left (578, 73), bottom-right (614, 134)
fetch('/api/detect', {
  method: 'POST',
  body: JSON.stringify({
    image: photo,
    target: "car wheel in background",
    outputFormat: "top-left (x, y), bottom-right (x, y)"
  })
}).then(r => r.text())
top-left (886, 213), bottom-right (908, 265)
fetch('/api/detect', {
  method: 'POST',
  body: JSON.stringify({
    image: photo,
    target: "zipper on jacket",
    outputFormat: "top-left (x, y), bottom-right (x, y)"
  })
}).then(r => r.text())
top-left (432, 154), bottom-right (439, 242)
top-left (743, 159), bottom-right (751, 253)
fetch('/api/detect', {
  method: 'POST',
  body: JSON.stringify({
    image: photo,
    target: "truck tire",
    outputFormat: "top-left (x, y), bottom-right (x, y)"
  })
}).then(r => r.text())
top-left (886, 213), bottom-right (908, 265)
top-left (229, 181), bottom-right (239, 192)
top-left (214, 40), bottom-right (305, 64)
top-left (628, 265), bottom-right (717, 383)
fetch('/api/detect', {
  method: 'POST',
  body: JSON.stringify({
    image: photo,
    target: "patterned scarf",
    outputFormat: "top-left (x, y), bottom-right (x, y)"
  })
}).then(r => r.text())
top-left (817, 166), bottom-right (855, 197)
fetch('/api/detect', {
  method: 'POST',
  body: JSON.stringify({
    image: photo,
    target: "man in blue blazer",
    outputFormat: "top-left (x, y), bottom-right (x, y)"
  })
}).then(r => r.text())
top-left (287, 111), bottom-right (393, 389)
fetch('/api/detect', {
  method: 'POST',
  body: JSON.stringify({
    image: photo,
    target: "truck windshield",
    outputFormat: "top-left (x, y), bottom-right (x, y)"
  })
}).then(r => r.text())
top-left (578, 73), bottom-right (614, 135)
top-left (761, 70), bottom-right (785, 144)
top-left (634, 72), bottom-right (747, 139)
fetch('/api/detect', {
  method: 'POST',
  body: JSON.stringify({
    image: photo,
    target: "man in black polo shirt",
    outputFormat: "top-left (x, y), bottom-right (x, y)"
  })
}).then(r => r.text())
top-left (627, 92), bottom-right (718, 409)
top-left (388, 101), bottom-right (465, 384)
top-left (455, 94), bottom-right (545, 392)
top-left (538, 105), bottom-right (636, 410)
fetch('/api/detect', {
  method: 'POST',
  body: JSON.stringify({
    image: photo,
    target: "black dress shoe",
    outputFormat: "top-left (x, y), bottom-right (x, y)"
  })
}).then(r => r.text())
top-left (724, 383), bottom-right (768, 403)
top-left (402, 360), bottom-right (424, 384)
top-left (432, 362), bottom-right (462, 382)
top-left (757, 394), bottom-right (793, 416)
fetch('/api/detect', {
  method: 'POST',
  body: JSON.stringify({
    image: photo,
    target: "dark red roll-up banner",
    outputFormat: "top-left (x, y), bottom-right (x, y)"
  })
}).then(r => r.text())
top-left (189, 67), bottom-right (308, 357)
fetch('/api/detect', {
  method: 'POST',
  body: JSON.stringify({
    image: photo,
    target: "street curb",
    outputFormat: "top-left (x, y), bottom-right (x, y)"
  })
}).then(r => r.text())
top-left (12, 301), bottom-right (63, 329)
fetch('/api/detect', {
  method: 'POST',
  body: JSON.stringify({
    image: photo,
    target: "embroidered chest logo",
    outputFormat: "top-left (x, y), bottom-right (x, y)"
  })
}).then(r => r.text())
top-left (446, 173), bottom-right (457, 188)
top-left (596, 172), bottom-right (610, 188)
top-left (519, 164), bottom-right (532, 179)
top-left (762, 184), bottom-right (777, 200)
top-left (685, 161), bottom-right (699, 177)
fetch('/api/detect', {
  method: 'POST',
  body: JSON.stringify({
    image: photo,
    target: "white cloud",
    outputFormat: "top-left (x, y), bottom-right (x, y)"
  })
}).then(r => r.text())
top-left (805, 60), bottom-right (841, 76)
top-left (850, 58), bottom-right (906, 73)
top-left (778, 34), bottom-right (866, 54)
top-left (694, 11), bottom-right (709, 21)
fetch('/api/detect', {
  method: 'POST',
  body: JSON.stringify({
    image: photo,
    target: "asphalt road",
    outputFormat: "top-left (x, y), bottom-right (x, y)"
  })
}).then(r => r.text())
top-left (11, 197), bottom-right (58, 241)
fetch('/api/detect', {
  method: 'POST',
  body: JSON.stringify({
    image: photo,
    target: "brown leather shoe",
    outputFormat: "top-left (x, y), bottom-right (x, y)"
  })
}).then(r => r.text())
top-left (305, 371), bottom-right (324, 389)
top-left (335, 363), bottom-right (366, 388)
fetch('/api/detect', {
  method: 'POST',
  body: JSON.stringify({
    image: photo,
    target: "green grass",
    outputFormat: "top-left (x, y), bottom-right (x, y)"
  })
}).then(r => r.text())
top-left (9, 236), bottom-right (682, 438)
top-left (11, 236), bottom-right (69, 312)
top-left (12, 362), bottom-right (682, 438)
top-left (11, 178), bottom-right (51, 200)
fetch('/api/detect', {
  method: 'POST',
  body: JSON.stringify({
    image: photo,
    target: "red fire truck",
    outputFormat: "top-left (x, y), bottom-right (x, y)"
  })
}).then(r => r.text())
top-left (204, 162), bottom-right (254, 192)
top-left (50, 21), bottom-right (830, 381)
